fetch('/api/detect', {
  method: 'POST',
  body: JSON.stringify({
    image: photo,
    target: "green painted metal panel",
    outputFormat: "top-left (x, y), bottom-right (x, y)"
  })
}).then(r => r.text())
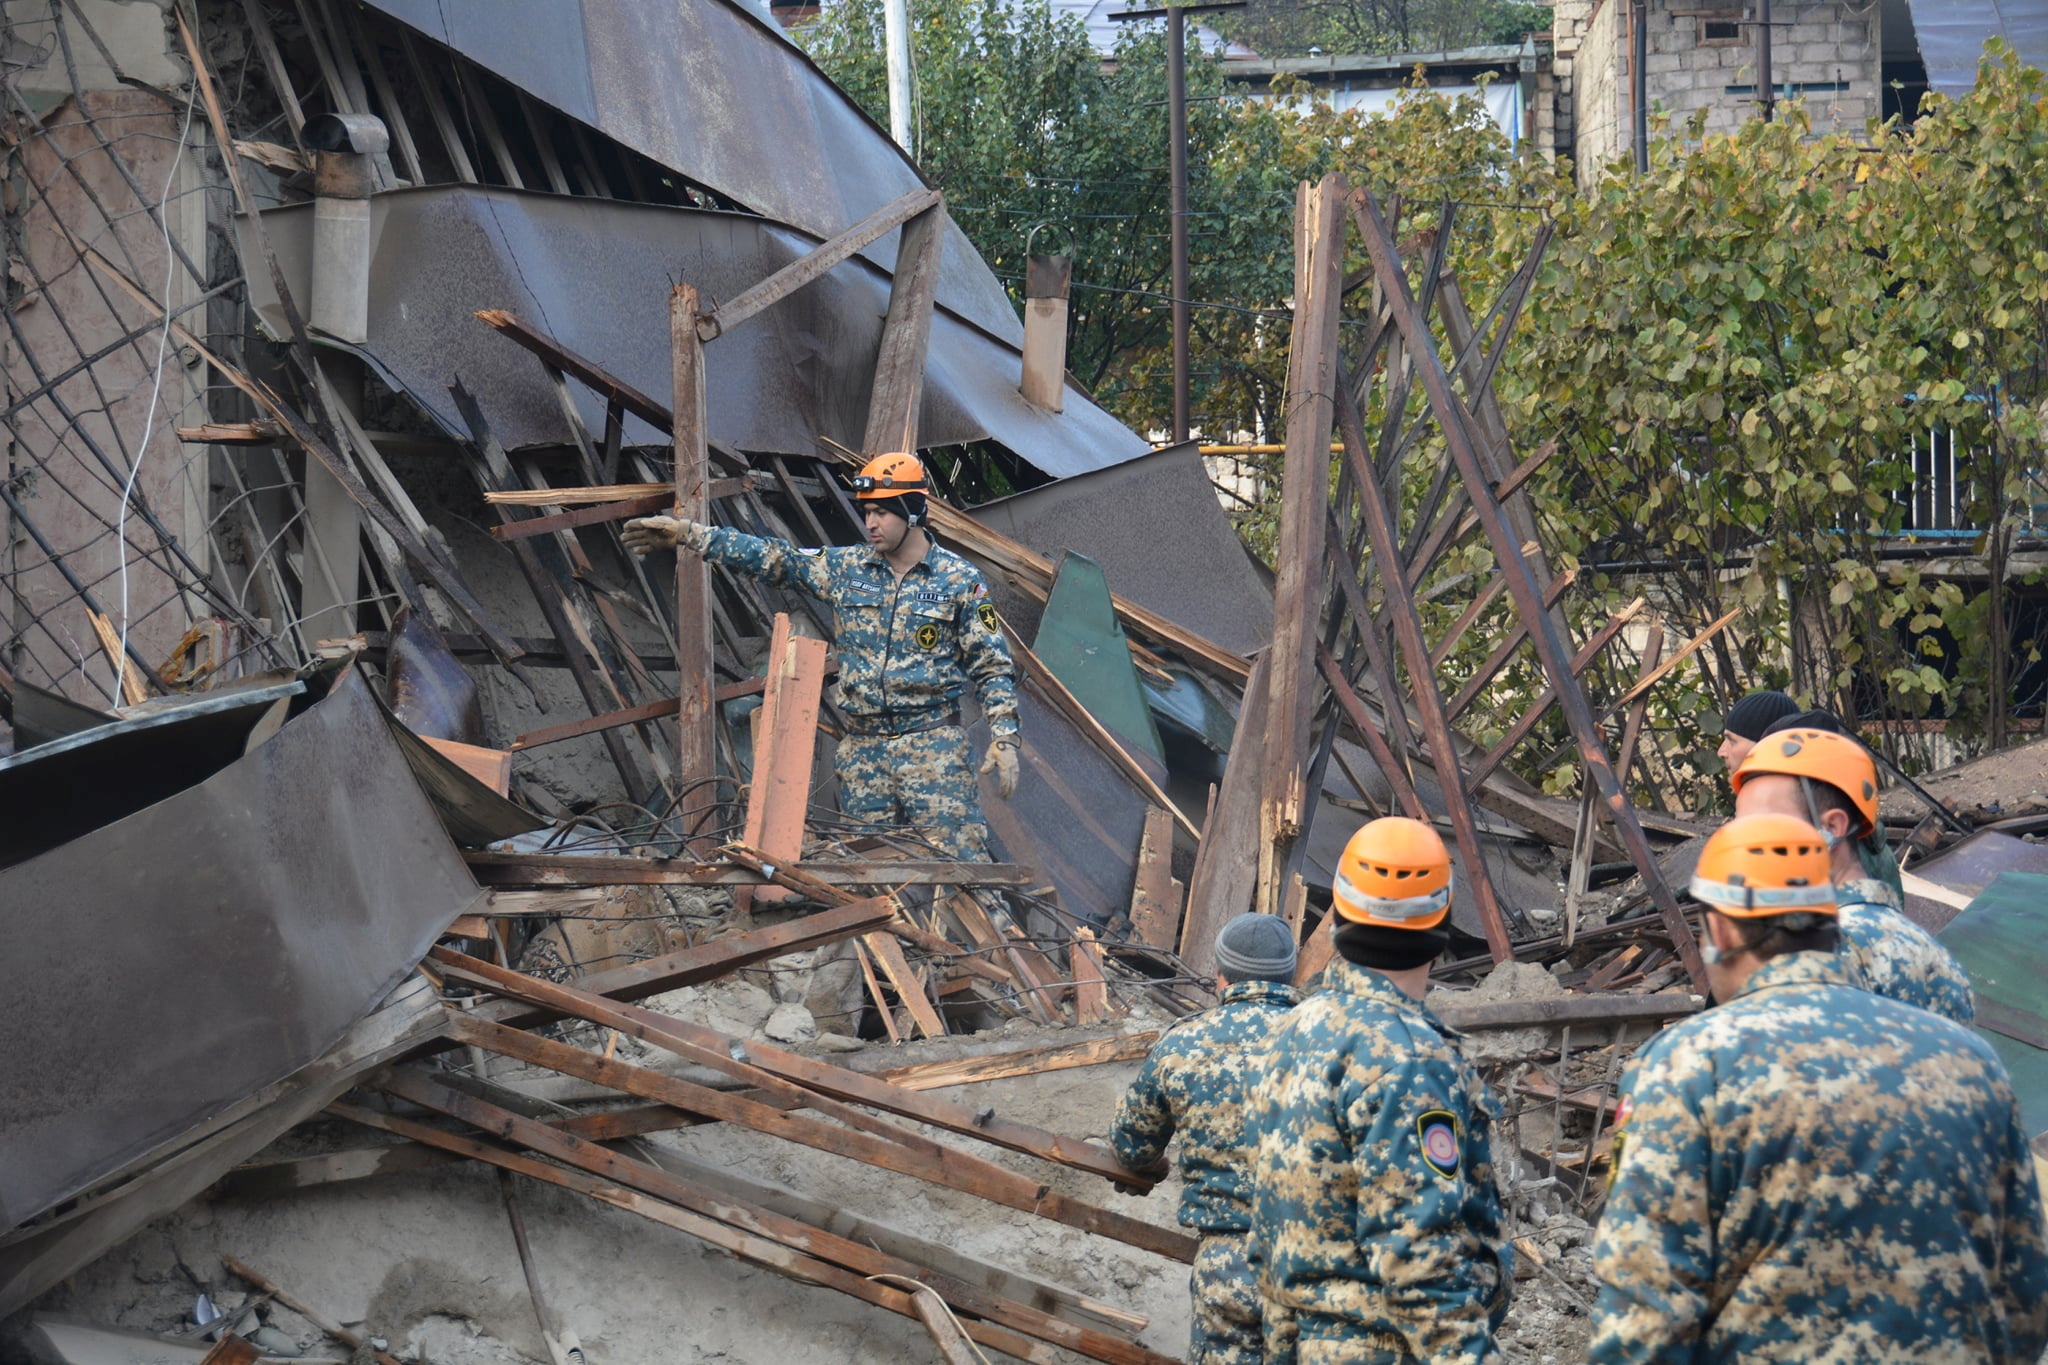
top-left (1940, 870), bottom-right (2048, 1137)
top-left (1034, 551), bottom-right (1164, 762)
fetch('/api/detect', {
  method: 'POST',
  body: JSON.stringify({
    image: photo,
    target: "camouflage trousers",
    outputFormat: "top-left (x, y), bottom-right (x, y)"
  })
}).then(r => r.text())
top-left (1192, 1232), bottom-right (1267, 1365)
top-left (833, 725), bottom-right (992, 864)
top-left (1260, 1305), bottom-right (1411, 1365)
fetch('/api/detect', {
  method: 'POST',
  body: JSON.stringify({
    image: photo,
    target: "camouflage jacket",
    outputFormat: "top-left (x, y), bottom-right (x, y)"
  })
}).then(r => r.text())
top-left (1835, 877), bottom-right (1976, 1025)
top-left (1109, 979), bottom-right (1302, 1233)
top-left (1590, 950), bottom-right (2048, 1364)
top-left (697, 527), bottom-right (1018, 739)
top-left (1248, 957), bottom-right (1511, 1363)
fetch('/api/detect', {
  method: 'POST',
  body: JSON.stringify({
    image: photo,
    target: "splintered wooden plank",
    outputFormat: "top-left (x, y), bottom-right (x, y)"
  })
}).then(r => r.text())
top-left (334, 1094), bottom-right (1164, 1364)
top-left (431, 947), bottom-right (1161, 1195)
top-left (1071, 928), bottom-right (1109, 1025)
top-left (421, 736), bottom-right (512, 795)
top-left (1127, 806), bottom-right (1180, 950)
top-left (671, 284), bottom-right (717, 795)
top-left (853, 938), bottom-right (904, 1044)
top-left (739, 615), bottom-right (827, 912)
top-left (431, 1014), bottom-right (1189, 1265)
top-left (1180, 655), bottom-right (1268, 976)
top-left (862, 932), bottom-right (946, 1039)
top-left (1294, 917), bottom-right (1335, 987)
top-left (472, 898), bottom-right (893, 1030)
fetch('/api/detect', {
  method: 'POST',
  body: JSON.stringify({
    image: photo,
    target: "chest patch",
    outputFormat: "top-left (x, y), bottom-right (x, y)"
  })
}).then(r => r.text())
top-left (914, 622), bottom-right (942, 651)
top-left (1417, 1110), bottom-right (1462, 1180)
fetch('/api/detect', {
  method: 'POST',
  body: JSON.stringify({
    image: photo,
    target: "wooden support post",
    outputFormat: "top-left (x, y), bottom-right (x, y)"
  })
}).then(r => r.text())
top-left (1258, 175), bottom-right (1348, 921)
top-left (699, 188), bottom-right (941, 341)
top-left (737, 614), bottom-right (827, 911)
top-left (852, 938), bottom-right (904, 1044)
top-left (1127, 805), bottom-right (1180, 950)
top-left (862, 204), bottom-right (946, 457)
top-left (671, 285), bottom-right (717, 806)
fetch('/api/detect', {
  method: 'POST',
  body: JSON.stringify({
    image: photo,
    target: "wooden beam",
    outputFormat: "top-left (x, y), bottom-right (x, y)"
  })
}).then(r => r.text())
top-left (471, 897), bottom-right (894, 1030)
top-left (350, 1079), bottom-right (1172, 1365)
top-left (1258, 175), bottom-right (1347, 920)
top-left (463, 851), bottom-right (1028, 889)
top-left (1071, 928), bottom-right (1109, 1025)
top-left (431, 947), bottom-right (1164, 1196)
top-left (1127, 806), bottom-right (1180, 951)
top-left (862, 204), bottom-right (947, 456)
top-left (432, 1013), bottom-right (1187, 1265)
top-left (698, 188), bottom-right (942, 341)
top-left (1463, 598), bottom-right (1646, 792)
top-left (862, 931), bottom-right (947, 1039)
top-left (671, 285), bottom-right (717, 798)
top-left (1179, 656), bottom-right (1268, 976)
top-left (738, 615), bottom-right (827, 911)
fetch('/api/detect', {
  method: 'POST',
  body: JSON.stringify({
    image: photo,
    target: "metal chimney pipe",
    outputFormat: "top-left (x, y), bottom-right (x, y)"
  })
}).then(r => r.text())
top-left (1020, 248), bottom-right (1072, 412)
top-left (302, 113), bottom-right (389, 344)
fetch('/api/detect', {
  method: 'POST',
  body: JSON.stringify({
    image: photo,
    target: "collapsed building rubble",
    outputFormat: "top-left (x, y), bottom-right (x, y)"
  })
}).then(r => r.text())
top-left (5, 2), bottom-right (2044, 1362)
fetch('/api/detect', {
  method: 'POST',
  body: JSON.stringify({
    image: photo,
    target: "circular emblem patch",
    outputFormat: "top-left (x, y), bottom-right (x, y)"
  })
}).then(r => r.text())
top-left (978, 602), bottom-right (1001, 634)
top-left (1417, 1110), bottom-right (1461, 1180)
top-left (914, 622), bottom-right (941, 651)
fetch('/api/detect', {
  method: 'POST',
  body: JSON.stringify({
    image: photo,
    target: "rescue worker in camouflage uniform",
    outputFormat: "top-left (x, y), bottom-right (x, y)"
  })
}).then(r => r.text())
top-left (1590, 812), bottom-right (2048, 1363)
top-left (1109, 914), bottom-right (1303, 1365)
top-left (1247, 818), bottom-right (1511, 1365)
top-left (1732, 725), bottom-right (1974, 1024)
top-left (623, 453), bottom-right (1018, 861)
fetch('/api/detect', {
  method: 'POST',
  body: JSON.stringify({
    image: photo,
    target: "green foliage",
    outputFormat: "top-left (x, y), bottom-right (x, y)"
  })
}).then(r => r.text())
top-left (1212, 0), bottom-right (1552, 57)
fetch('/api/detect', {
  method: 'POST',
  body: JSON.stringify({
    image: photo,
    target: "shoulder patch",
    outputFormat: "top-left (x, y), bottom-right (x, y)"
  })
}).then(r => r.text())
top-left (973, 581), bottom-right (988, 598)
top-left (978, 602), bottom-right (1001, 634)
top-left (1417, 1110), bottom-right (1462, 1180)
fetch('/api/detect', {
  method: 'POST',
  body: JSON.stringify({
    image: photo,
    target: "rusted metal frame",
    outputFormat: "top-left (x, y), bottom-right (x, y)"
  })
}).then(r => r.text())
top-left (513, 91), bottom-right (571, 195)
top-left (1335, 366), bottom-right (1514, 961)
top-left (1324, 502), bottom-right (1422, 771)
top-left (696, 187), bottom-right (941, 342)
top-left (451, 384), bottom-right (657, 802)
top-left (356, 1078), bottom-right (1175, 1364)
top-left (463, 852), bottom-right (1026, 889)
top-left (397, 28), bottom-right (477, 183)
top-left (768, 454), bottom-right (836, 549)
top-left (509, 452), bottom-right (680, 789)
top-left (475, 310), bottom-right (683, 445)
top-left (1463, 599), bottom-right (1645, 792)
top-left (1257, 176), bottom-right (1347, 919)
top-left (1314, 644), bottom-right (1429, 821)
top-left (0, 251), bottom-right (265, 647)
top-left (1352, 189), bottom-right (1705, 989)
top-left (341, 7), bottom-right (420, 182)
top-left (861, 203), bottom-right (947, 457)
top-left (668, 285), bottom-right (719, 807)
top-left (262, 388), bottom-right (529, 671)
top-left (1567, 623), bottom-right (1666, 940)
top-left (492, 493), bottom-right (671, 542)
top-left (312, 0), bottom-right (396, 184)
top-left (1443, 570), bottom-right (1576, 724)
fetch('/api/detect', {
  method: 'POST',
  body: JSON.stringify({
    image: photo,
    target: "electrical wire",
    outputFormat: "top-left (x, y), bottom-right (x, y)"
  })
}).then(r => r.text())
top-left (112, 74), bottom-right (198, 705)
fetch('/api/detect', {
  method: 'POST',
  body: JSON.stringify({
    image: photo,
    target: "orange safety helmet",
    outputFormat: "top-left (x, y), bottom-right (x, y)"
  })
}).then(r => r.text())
top-left (1689, 813), bottom-right (1838, 918)
top-left (1331, 817), bottom-right (1453, 930)
top-left (1730, 728), bottom-right (1879, 838)
top-left (851, 452), bottom-right (930, 500)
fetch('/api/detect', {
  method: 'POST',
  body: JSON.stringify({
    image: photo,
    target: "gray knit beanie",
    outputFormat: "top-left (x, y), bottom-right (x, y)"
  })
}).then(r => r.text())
top-left (1214, 914), bottom-right (1298, 984)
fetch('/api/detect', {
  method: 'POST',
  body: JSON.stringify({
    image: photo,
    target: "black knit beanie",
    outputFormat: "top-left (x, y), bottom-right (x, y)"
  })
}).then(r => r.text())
top-left (1762, 708), bottom-right (1848, 737)
top-left (1333, 920), bottom-right (1448, 973)
top-left (1724, 689), bottom-right (1799, 741)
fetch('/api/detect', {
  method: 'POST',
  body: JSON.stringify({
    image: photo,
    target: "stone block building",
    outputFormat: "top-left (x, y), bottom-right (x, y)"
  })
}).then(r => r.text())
top-left (1554, 0), bottom-right (1885, 184)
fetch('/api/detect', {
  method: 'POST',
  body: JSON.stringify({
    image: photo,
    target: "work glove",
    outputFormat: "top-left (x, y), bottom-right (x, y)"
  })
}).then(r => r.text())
top-left (621, 515), bottom-right (712, 556)
top-left (980, 736), bottom-right (1020, 799)
top-left (1112, 1159), bottom-right (1170, 1197)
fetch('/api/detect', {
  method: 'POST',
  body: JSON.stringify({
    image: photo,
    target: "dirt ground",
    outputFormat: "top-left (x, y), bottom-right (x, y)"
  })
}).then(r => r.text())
top-left (1880, 732), bottom-right (2048, 822)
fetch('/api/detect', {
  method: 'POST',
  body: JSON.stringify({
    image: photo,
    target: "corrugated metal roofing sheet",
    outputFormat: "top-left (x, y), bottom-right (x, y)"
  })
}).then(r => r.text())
top-left (1905, 0), bottom-right (2048, 94)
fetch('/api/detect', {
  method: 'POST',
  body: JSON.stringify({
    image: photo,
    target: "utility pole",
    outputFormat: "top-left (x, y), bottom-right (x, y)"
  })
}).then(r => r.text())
top-left (1631, 0), bottom-right (1648, 175)
top-left (1109, 1), bottom-right (1242, 445)
top-left (1755, 0), bottom-right (1776, 121)
top-left (884, 0), bottom-right (913, 155)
